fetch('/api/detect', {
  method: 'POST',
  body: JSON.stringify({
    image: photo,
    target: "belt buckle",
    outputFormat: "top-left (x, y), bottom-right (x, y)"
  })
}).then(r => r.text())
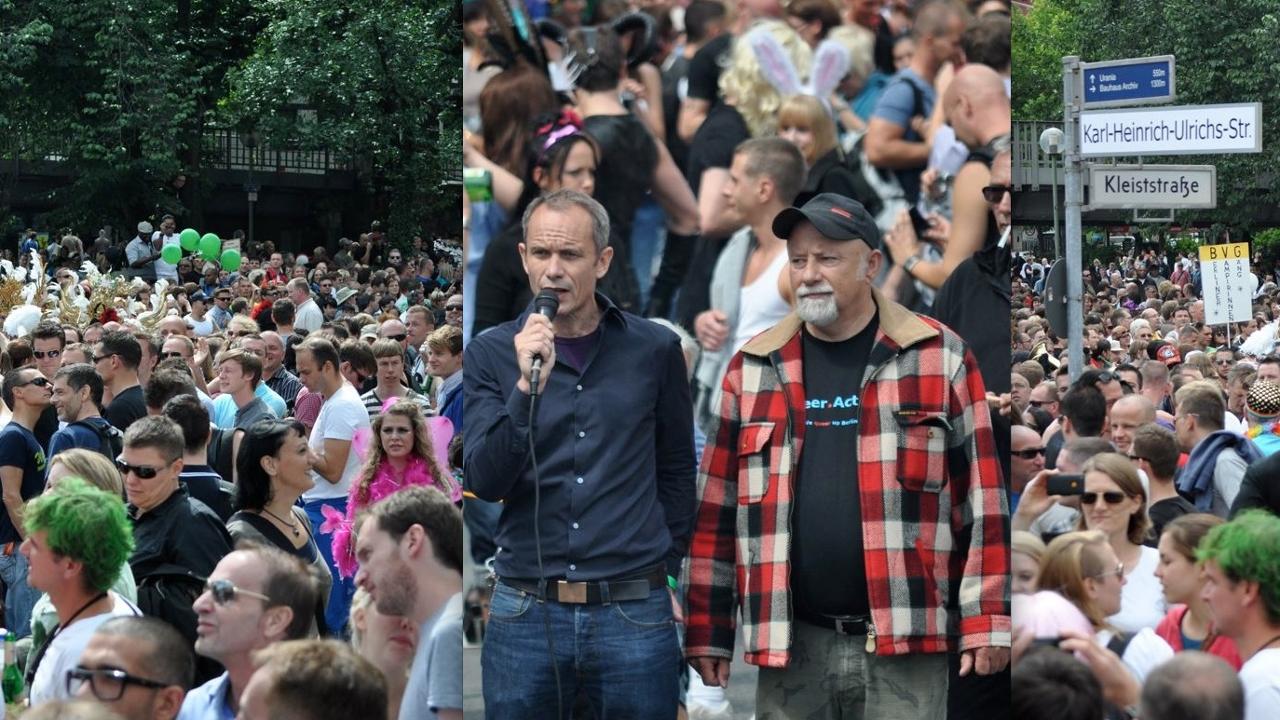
top-left (557, 580), bottom-right (588, 604)
top-left (833, 616), bottom-right (864, 636)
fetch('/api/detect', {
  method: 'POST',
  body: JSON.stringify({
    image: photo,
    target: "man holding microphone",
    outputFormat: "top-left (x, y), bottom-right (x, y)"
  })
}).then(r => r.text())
top-left (464, 189), bottom-right (696, 718)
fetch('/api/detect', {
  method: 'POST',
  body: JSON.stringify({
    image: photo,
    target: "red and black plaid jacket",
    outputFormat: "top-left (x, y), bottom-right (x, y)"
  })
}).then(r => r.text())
top-left (683, 289), bottom-right (1010, 667)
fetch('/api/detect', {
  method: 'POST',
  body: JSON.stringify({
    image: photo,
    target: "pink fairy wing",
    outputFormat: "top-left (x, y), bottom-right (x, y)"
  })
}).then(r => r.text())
top-left (351, 426), bottom-right (374, 463)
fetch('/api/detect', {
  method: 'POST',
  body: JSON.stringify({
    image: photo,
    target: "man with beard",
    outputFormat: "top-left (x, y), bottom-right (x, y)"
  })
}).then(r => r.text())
top-left (355, 486), bottom-right (463, 720)
top-left (684, 193), bottom-right (1008, 715)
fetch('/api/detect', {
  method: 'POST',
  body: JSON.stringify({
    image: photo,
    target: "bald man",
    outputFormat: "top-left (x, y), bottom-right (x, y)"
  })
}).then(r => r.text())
top-left (1010, 425), bottom-right (1044, 512)
top-left (1110, 394), bottom-right (1156, 455)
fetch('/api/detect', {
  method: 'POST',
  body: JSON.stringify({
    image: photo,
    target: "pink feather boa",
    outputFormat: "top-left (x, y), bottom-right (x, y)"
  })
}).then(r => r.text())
top-left (321, 455), bottom-right (461, 579)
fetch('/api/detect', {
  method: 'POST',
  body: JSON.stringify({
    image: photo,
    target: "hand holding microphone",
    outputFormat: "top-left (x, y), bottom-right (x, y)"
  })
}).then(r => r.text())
top-left (515, 290), bottom-right (560, 397)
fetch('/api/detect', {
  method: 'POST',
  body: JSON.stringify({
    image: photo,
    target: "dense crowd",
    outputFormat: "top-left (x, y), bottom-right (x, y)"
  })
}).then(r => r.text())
top-left (463, 0), bottom-right (1011, 716)
top-left (0, 222), bottom-right (463, 720)
top-left (1011, 242), bottom-right (1280, 719)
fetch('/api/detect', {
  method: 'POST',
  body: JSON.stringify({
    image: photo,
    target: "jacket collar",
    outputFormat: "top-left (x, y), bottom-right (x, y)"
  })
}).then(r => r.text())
top-left (516, 291), bottom-right (625, 330)
top-left (741, 286), bottom-right (938, 356)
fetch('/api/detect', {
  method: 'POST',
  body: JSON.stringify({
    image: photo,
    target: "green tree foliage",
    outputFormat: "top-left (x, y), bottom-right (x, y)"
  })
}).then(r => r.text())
top-left (1013, 0), bottom-right (1280, 229)
top-left (225, 0), bottom-right (462, 243)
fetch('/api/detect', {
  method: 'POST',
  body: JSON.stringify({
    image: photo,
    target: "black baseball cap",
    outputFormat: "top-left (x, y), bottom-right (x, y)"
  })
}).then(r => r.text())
top-left (772, 193), bottom-right (881, 250)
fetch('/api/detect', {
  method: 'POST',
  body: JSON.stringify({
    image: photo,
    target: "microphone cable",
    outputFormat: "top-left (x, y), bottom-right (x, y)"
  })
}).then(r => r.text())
top-left (529, 375), bottom-right (564, 718)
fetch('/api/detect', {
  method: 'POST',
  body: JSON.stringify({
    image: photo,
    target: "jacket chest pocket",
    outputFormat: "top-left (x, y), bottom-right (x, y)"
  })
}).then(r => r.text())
top-left (894, 411), bottom-right (949, 493)
top-left (737, 421), bottom-right (774, 504)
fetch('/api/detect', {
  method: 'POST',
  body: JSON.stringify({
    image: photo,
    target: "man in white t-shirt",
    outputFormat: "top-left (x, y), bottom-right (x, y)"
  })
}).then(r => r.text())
top-left (1200, 510), bottom-right (1280, 720)
top-left (288, 278), bottom-right (323, 333)
top-left (21, 477), bottom-right (142, 705)
top-left (152, 215), bottom-right (181, 283)
top-left (296, 336), bottom-right (369, 635)
top-left (356, 486), bottom-right (463, 720)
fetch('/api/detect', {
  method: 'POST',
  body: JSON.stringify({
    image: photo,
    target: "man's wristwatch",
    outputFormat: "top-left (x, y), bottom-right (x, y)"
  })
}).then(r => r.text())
top-left (903, 253), bottom-right (924, 275)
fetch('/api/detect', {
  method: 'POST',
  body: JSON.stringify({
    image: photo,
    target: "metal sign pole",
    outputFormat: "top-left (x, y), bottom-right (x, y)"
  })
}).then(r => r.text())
top-left (1064, 56), bottom-right (1085, 382)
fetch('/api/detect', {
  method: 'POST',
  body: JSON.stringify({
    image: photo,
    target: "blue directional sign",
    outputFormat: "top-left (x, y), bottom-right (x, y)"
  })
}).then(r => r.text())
top-left (1081, 55), bottom-right (1175, 109)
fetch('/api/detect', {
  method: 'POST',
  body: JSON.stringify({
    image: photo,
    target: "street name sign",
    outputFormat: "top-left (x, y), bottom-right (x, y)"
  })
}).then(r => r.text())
top-left (1080, 103), bottom-right (1262, 157)
top-left (1081, 56), bottom-right (1175, 108)
top-left (1086, 164), bottom-right (1216, 209)
top-left (1199, 242), bottom-right (1252, 325)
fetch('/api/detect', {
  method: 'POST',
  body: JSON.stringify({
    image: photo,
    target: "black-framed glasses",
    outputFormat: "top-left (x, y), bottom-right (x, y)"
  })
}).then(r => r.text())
top-left (67, 666), bottom-right (169, 701)
top-left (1011, 447), bottom-right (1045, 459)
top-left (33, 349), bottom-right (60, 360)
top-left (115, 458), bottom-right (171, 480)
top-left (1081, 491), bottom-right (1127, 505)
top-left (16, 376), bottom-right (50, 388)
top-left (981, 184), bottom-right (1012, 203)
top-left (94, 353), bottom-right (117, 364)
top-left (205, 578), bottom-right (272, 605)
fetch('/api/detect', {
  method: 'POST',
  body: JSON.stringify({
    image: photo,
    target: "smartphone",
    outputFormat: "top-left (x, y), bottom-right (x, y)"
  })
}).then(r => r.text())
top-left (1046, 474), bottom-right (1084, 496)
top-left (908, 207), bottom-right (932, 236)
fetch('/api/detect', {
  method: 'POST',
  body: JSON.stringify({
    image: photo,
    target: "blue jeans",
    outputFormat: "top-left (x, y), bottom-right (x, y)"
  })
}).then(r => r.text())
top-left (303, 498), bottom-right (355, 637)
top-left (482, 581), bottom-right (680, 719)
top-left (0, 550), bottom-right (37, 638)
top-left (629, 198), bottom-right (666, 310)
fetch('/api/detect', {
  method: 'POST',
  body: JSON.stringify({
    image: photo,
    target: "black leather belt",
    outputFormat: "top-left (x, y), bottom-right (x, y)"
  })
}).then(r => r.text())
top-left (795, 607), bottom-right (871, 636)
top-left (502, 565), bottom-right (667, 605)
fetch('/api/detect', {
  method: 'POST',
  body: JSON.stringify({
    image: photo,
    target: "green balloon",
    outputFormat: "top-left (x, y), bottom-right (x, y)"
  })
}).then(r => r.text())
top-left (161, 244), bottom-right (182, 265)
top-left (220, 249), bottom-right (242, 272)
top-left (199, 233), bottom-right (221, 260)
top-left (179, 228), bottom-right (200, 251)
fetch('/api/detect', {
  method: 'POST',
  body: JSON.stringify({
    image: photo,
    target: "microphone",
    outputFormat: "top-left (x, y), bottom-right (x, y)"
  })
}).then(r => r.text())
top-left (529, 290), bottom-right (560, 398)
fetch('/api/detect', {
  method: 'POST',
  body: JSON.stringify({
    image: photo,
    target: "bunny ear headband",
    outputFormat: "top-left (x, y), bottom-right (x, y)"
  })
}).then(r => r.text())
top-left (747, 27), bottom-right (850, 101)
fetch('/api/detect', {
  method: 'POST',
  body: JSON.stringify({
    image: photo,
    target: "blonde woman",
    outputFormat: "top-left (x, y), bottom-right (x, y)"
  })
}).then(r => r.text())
top-left (1038, 530), bottom-right (1173, 683)
top-left (350, 588), bottom-right (416, 720)
top-left (776, 94), bottom-right (867, 207)
top-left (1077, 452), bottom-right (1166, 633)
top-left (1012, 530), bottom-right (1046, 594)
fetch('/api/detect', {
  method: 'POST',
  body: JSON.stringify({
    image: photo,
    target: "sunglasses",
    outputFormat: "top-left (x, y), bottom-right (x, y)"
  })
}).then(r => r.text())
top-left (16, 376), bottom-right (50, 388)
top-left (32, 350), bottom-right (60, 360)
top-left (66, 666), bottom-right (168, 701)
top-left (215, 296), bottom-right (231, 302)
top-left (1090, 562), bottom-right (1126, 581)
top-left (981, 184), bottom-right (1012, 203)
top-left (1010, 447), bottom-right (1045, 459)
top-left (1028, 400), bottom-right (1053, 408)
top-left (1080, 491), bottom-right (1127, 505)
top-left (1127, 454), bottom-right (1147, 463)
top-left (384, 333), bottom-right (407, 342)
top-left (204, 578), bottom-right (272, 605)
top-left (93, 353), bottom-right (116, 364)
top-left (446, 305), bottom-right (462, 312)
top-left (160, 351), bottom-right (186, 359)
top-left (115, 458), bottom-right (172, 480)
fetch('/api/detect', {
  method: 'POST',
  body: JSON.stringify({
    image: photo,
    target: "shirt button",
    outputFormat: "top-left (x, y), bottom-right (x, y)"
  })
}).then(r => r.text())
top-left (569, 564), bottom-right (577, 571)
top-left (578, 431), bottom-right (586, 438)
top-left (576, 477), bottom-right (584, 484)
top-left (572, 522), bottom-right (579, 529)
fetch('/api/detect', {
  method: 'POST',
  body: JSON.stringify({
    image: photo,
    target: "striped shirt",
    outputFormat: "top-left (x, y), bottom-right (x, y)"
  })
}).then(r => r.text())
top-left (265, 366), bottom-right (303, 410)
top-left (360, 387), bottom-right (432, 419)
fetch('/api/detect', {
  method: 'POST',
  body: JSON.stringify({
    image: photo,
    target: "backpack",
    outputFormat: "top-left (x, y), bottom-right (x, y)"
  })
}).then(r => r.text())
top-left (134, 564), bottom-right (224, 684)
top-left (840, 73), bottom-right (929, 233)
top-left (72, 418), bottom-right (124, 460)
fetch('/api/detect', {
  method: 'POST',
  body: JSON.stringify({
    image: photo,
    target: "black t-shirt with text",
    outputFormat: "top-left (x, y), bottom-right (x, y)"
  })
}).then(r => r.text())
top-left (791, 317), bottom-right (878, 618)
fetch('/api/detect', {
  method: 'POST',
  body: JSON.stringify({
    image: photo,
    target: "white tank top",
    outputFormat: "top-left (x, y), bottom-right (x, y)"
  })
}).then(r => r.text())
top-left (732, 248), bottom-right (791, 355)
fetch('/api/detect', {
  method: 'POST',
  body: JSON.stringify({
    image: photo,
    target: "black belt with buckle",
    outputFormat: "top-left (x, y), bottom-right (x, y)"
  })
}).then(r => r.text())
top-left (795, 607), bottom-right (870, 636)
top-left (502, 565), bottom-right (667, 605)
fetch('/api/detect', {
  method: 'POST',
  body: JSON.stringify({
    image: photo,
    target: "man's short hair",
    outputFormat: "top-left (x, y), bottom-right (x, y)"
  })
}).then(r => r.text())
top-left (522, 189), bottom-right (611, 254)
top-left (369, 486), bottom-right (463, 575)
top-left (93, 616), bottom-right (195, 690)
top-left (1061, 437), bottom-right (1117, 470)
top-left (1140, 651), bottom-right (1244, 720)
top-left (133, 331), bottom-right (160, 363)
top-left (1197, 510), bottom-right (1280, 625)
top-left (961, 11), bottom-right (1010, 70)
top-left (54, 363), bottom-right (105, 410)
top-left (162, 395), bottom-right (210, 453)
top-left (23, 477), bottom-right (134, 594)
top-left (145, 369), bottom-right (197, 412)
top-left (1141, 359), bottom-right (1170, 386)
top-left (298, 337), bottom-right (340, 374)
top-left (426, 325), bottom-right (463, 356)
top-left (122, 415), bottom-right (184, 462)
top-left (1060, 385), bottom-right (1107, 437)
top-left (271, 298), bottom-right (295, 325)
top-left (734, 137), bottom-right (806, 206)
top-left (287, 277), bottom-right (310, 296)
top-left (1175, 381), bottom-right (1226, 432)
top-left (98, 331), bottom-right (142, 370)
top-left (1012, 647), bottom-right (1104, 720)
top-left (250, 640), bottom-right (387, 720)
top-left (31, 322), bottom-right (67, 350)
top-left (370, 339), bottom-right (403, 360)
top-left (1131, 423), bottom-right (1179, 480)
top-left (913, 0), bottom-right (971, 40)
top-left (216, 348), bottom-right (263, 387)
top-left (338, 340), bottom-right (376, 376)
top-left (237, 542), bottom-right (321, 641)
top-left (684, 0), bottom-right (726, 44)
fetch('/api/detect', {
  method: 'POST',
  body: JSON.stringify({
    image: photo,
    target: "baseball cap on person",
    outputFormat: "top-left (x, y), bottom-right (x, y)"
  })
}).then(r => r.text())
top-left (137, 221), bottom-right (153, 234)
top-left (771, 193), bottom-right (881, 250)
top-left (189, 290), bottom-right (208, 303)
top-left (1155, 344), bottom-right (1181, 367)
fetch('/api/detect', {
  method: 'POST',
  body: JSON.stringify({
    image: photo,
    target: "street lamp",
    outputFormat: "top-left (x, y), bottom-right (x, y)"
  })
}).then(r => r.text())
top-left (1040, 127), bottom-right (1064, 260)
top-left (240, 131), bottom-right (261, 246)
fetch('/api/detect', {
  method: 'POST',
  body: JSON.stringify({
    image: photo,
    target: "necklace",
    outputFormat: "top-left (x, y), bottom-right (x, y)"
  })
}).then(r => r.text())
top-left (263, 507), bottom-right (301, 538)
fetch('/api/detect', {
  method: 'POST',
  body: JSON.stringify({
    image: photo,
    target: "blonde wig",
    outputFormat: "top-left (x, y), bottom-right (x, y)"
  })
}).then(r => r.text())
top-left (720, 20), bottom-right (812, 137)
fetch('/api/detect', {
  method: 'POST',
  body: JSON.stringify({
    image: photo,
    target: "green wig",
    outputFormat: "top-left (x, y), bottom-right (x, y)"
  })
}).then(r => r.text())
top-left (1197, 509), bottom-right (1280, 625)
top-left (24, 477), bottom-right (135, 594)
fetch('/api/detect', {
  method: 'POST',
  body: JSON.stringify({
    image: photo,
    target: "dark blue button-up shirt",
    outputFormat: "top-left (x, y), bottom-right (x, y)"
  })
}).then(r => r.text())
top-left (464, 295), bottom-right (696, 581)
